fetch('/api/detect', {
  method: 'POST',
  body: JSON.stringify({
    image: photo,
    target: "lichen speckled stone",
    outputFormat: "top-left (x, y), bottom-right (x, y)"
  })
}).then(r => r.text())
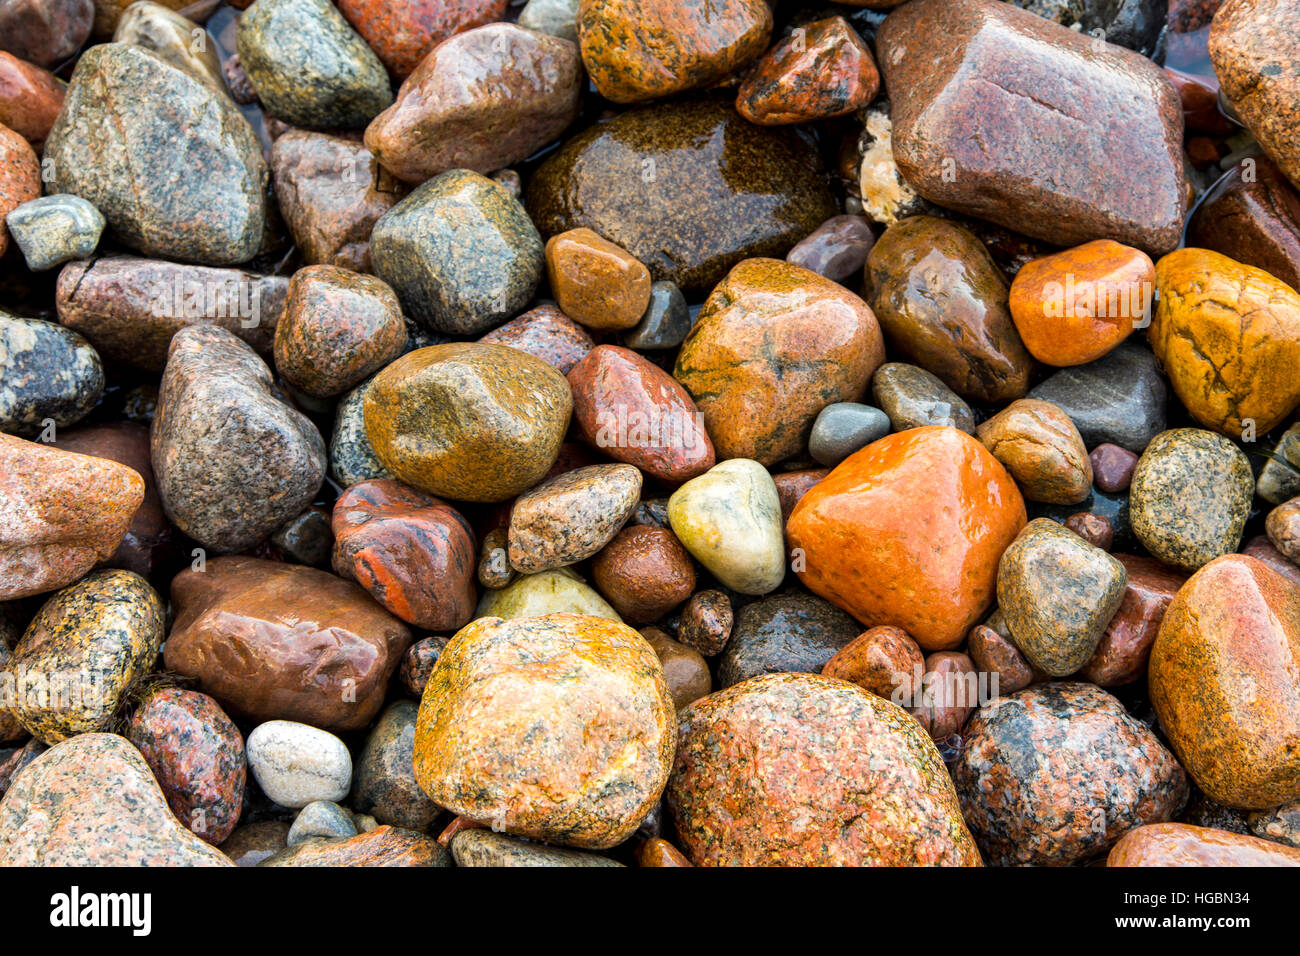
top-left (0, 312), bottom-right (103, 437)
top-left (112, 1), bottom-right (227, 96)
top-left (236, 0), bottom-right (392, 130)
top-left (259, 825), bottom-right (451, 866)
top-left (126, 688), bottom-right (246, 845)
top-left (1027, 341), bottom-right (1167, 452)
top-left (1109, 822), bottom-right (1300, 866)
top-left (247, 720), bottom-right (352, 809)
top-left (1129, 429), bottom-right (1254, 572)
top-left (337, 0), bottom-right (508, 79)
top-left (996, 518), bottom-right (1128, 677)
top-left (152, 325), bottom-right (326, 553)
top-left (667, 459), bottom-right (786, 596)
top-left (330, 376), bottom-right (394, 487)
top-left (5, 195), bottom-right (104, 271)
top-left (575, 0), bottom-right (771, 104)
top-left (0, 433), bottom-right (144, 601)
top-left (364, 23), bottom-right (581, 185)
top-left (0, 733), bottom-right (233, 866)
top-left (508, 464), bottom-right (641, 574)
top-left (364, 343), bottom-right (570, 503)
top-left (475, 568), bottom-right (621, 622)
top-left (870, 362), bottom-right (976, 434)
top-left (719, 592), bottom-right (862, 688)
top-left (54, 257), bottom-right (289, 374)
top-left (413, 613), bottom-right (675, 849)
top-left (526, 97), bottom-right (838, 294)
top-left (353, 700), bottom-right (442, 832)
top-left (451, 827), bottom-right (622, 867)
top-left (667, 672), bottom-right (981, 866)
top-left (953, 683), bottom-right (1188, 866)
top-left (675, 258), bottom-right (885, 466)
top-left (274, 265), bottom-right (407, 399)
top-left (44, 43), bottom-right (267, 265)
top-left (371, 170), bottom-right (544, 335)
top-left (1150, 555), bottom-right (1300, 810)
top-left (977, 400), bottom-right (1094, 505)
top-left (7, 570), bottom-right (163, 744)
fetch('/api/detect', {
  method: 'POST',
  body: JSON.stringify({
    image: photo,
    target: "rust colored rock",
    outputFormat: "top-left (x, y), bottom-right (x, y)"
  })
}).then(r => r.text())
top-left (821, 625), bottom-right (924, 703)
top-left (260, 825), bottom-right (451, 866)
top-left (55, 257), bottom-right (290, 373)
top-left (675, 258), bottom-right (885, 466)
top-left (274, 265), bottom-right (407, 398)
top-left (337, 0), bottom-right (508, 78)
top-left (0, 433), bottom-right (144, 601)
top-left (1009, 240), bottom-right (1154, 367)
top-left (866, 217), bottom-right (1033, 404)
top-left (977, 399), bottom-right (1093, 505)
top-left (642, 626), bottom-right (711, 712)
top-left (331, 480), bottom-right (476, 632)
top-left (413, 613), bottom-right (676, 850)
top-left (787, 426), bottom-right (1027, 651)
top-left (773, 468), bottom-right (829, 523)
top-left (667, 672), bottom-right (982, 866)
top-left (1150, 554), bottom-right (1300, 809)
top-left (1187, 154), bottom-right (1300, 290)
top-left (1064, 512), bottom-right (1114, 551)
top-left (576, 0), bottom-right (772, 104)
top-left (1242, 534), bottom-right (1300, 589)
top-left (786, 215), bottom-right (875, 283)
top-left (592, 526), bottom-right (695, 625)
top-left (0, 123), bottom-right (38, 257)
top-left (1210, 0), bottom-right (1300, 190)
top-left (1090, 442), bottom-right (1139, 493)
top-left (271, 130), bottom-right (407, 273)
top-left (638, 836), bottom-right (692, 867)
top-left (1268, 498), bottom-right (1300, 563)
top-left (568, 345), bottom-right (714, 483)
top-left (954, 682), bottom-right (1188, 866)
top-left (912, 651), bottom-right (978, 738)
top-left (365, 23), bottom-right (581, 184)
top-left (736, 16), bottom-right (879, 126)
top-left (1108, 822), bottom-right (1300, 866)
top-left (0, 52), bottom-right (64, 150)
top-left (967, 624), bottom-right (1035, 696)
top-left (478, 303), bottom-right (593, 375)
top-left (1078, 553), bottom-right (1186, 687)
top-left (676, 589), bottom-right (732, 657)
top-left (545, 228), bottom-right (652, 332)
top-left (1151, 248), bottom-right (1300, 437)
top-left (164, 556), bottom-right (412, 733)
top-left (877, 0), bottom-right (1186, 256)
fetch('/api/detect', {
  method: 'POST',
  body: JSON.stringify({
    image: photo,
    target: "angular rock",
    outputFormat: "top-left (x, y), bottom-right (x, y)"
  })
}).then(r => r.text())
top-left (1186, 155), bottom-right (1300, 290)
top-left (719, 592), bottom-right (861, 688)
top-left (0, 312), bottom-right (103, 437)
top-left (1027, 341), bottom-right (1167, 452)
top-left (5, 194), bottom-right (104, 271)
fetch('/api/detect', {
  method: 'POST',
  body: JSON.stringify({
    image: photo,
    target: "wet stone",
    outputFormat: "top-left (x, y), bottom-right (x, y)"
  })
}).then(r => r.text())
top-left (809, 403), bottom-right (891, 467)
top-left (508, 464), bottom-right (641, 574)
top-left (0, 0), bottom-right (92, 69)
top-left (399, 635), bottom-right (448, 699)
top-left (475, 567), bottom-right (621, 622)
top-left (476, 528), bottom-right (514, 590)
top-left (786, 214), bottom-right (875, 283)
top-left (1090, 443), bottom-right (1139, 493)
top-left (966, 624), bottom-right (1035, 696)
top-left (478, 303), bottom-right (593, 374)
top-left (5, 195), bottom-right (104, 271)
top-left (977, 399), bottom-right (1093, 505)
top-left (1258, 423), bottom-right (1300, 505)
top-left (719, 591), bottom-right (862, 688)
top-left (337, 0), bottom-right (509, 79)
top-left (870, 362), bottom-right (976, 434)
top-left (1077, 553), bottom-right (1186, 687)
top-left (330, 376), bottom-right (394, 488)
top-left (270, 507), bottom-right (333, 568)
top-left (591, 526), bottom-right (695, 626)
top-left (1063, 512), bottom-right (1114, 551)
top-left (1186, 155), bottom-right (1300, 291)
top-left (545, 228), bottom-right (652, 332)
top-left (451, 828), bottom-right (623, 867)
top-left (821, 625), bottom-right (925, 703)
top-left (352, 700), bottom-right (442, 832)
top-left (642, 627), bottom-right (711, 711)
top-left (0, 312), bottom-right (103, 437)
top-left (620, 281), bottom-right (693, 351)
top-left (676, 590), bottom-right (733, 657)
top-left (1027, 342), bottom-right (1167, 452)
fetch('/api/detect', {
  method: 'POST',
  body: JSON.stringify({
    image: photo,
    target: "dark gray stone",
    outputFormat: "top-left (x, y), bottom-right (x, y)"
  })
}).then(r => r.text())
top-left (0, 313), bottom-right (103, 437)
top-left (808, 402), bottom-right (891, 466)
top-left (1007, 0), bottom-right (1166, 56)
top-left (718, 591), bottom-right (861, 688)
top-left (622, 280), bottom-right (691, 350)
top-left (1027, 342), bottom-right (1167, 453)
top-left (352, 701), bottom-right (442, 832)
top-left (329, 376), bottom-right (394, 488)
top-left (870, 362), bottom-right (976, 434)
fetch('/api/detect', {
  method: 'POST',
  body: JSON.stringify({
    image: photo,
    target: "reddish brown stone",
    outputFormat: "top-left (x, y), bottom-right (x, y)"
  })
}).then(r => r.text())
top-left (642, 626), bottom-right (711, 712)
top-left (977, 399), bottom-right (1093, 505)
top-left (967, 624), bottom-right (1035, 695)
top-left (568, 345), bottom-right (714, 483)
top-left (912, 651), bottom-right (977, 738)
top-left (737, 17), bottom-right (879, 126)
top-left (667, 672), bottom-right (982, 866)
top-left (0, 0), bottom-right (92, 69)
top-left (1078, 554), bottom-right (1188, 687)
top-left (0, 433), bottom-right (144, 600)
top-left (637, 836), bottom-right (692, 867)
top-left (260, 825), bottom-right (451, 866)
top-left (1268, 500), bottom-right (1300, 563)
top-left (1188, 155), bottom-right (1300, 291)
top-left (0, 123), bottom-right (39, 257)
top-left (773, 468), bottom-right (829, 523)
top-left (676, 589), bottom-right (732, 657)
top-left (1064, 512), bottom-right (1114, 551)
top-left (545, 228), bottom-right (652, 332)
top-left (1150, 554), bottom-right (1300, 809)
top-left (1109, 822), bottom-right (1300, 866)
top-left (1165, 67), bottom-right (1234, 135)
top-left (332, 479), bottom-right (476, 632)
top-left (337, 0), bottom-right (507, 79)
top-left (675, 258), bottom-right (885, 465)
top-left (1242, 534), bottom-right (1300, 588)
top-left (0, 52), bottom-right (64, 150)
top-left (164, 556), bottom-right (412, 732)
top-left (785, 215), bottom-right (875, 283)
top-left (1089, 442), bottom-right (1139, 493)
top-left (821, 625), bottom-right (923, 702)
top-left (478, 303), bottom-right (594, 375)
top-left (592, 526), bottom-right (695, 625)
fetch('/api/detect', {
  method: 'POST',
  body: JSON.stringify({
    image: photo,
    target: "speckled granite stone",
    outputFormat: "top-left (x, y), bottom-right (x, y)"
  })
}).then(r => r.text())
top-left (413, 613), bottom-right (675, 849)
top-left (44, 43), bottom-right (267, 265)
top-left (668, 672), bottom-right (981, 866)
top-left (478, 303), bottom-right (594, 374)
top-left (5, 195), bottom-right (104, 271)
top-left (0, 0), bottom-right (92, 68)
top-left (508, 464), bottom-right (641, 574)
top-left (352, 700), bottom-right (442, 831)
top-left (0, 433), bottom-right (143, 600)
top-left (0, 123), bottom-right (38, 259)
top-left (719, 592), bottom-right (861, 688)
top-left (0, 312), bottom-right (103, 437)
top-left (822, 625), bottom-right (925, 702)
top-left (236, 0), bottom-right (392, 130)
top-left (526, 97), bottom-right (837, 294)
top-left (451, 827), bottom-right (623, 866)
top-left (0, 733), bottom-right (233, 866)
top-left (338, 0), bottom-right (507, 78)
top-left (7, 570), bottom-right (163, 744)
top-left (954, 682), bottom-right (1188, 866)
top-left (996, 518), bottom-right (1127, 676)
top-left (370, 170), bottom-right (543, 335)
top-left (152, 325), bottom-right (326, 553)
top-left (676, 590), bottom-right (732, 657)
top-left (260, 825), bottom-right (451, 866)
top-left (126, 688), bottom-right (245, 845)
top-left (1130, 429), bottom-right (1253, 571)
top-left (329, 376), bottom-right (394, 487)
top-left (399, 635), bottom-right (448, 698)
